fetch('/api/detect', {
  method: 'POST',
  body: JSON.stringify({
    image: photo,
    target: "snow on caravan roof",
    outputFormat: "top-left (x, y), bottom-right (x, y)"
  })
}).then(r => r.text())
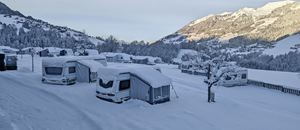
top-left (98, 65), bottom-right (171, 88)
top-left (98, 65), bottom-right (132, 81)
top-left (42, 55), bottom-right (106, 67)
top-left (77, 60), bottom-right (104, 72)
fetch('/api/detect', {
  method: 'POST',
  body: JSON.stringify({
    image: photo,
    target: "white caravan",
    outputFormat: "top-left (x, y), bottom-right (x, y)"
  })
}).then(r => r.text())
top-left (218, 68), bottom-right (248, 87)
top-left (96, 67), bottom-right (131, 103)
top-left (42, 56), bottom-right (107, 85)
top-left (96, 65), bottom-right (171, 104)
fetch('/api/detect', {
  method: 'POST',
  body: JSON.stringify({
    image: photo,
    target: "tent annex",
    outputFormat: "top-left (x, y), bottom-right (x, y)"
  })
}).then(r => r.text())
top-left (96, 66), bottom-right (172, 104)
top-left (129, 67), bottom-right (171, 104)
top-left (76, 60), bottom-right (104, 83)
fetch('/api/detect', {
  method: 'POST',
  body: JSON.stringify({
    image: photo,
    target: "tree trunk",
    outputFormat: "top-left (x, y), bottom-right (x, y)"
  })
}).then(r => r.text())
top-left (208, 84), bottom-right (212, 103)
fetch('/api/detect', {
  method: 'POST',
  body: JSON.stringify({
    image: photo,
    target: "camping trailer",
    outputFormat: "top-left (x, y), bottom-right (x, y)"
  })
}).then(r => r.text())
top-left (42, 56), bottom-right (107, 85)
top-left (218, 68), bottom-right (248, 87)
top-left (42, 58), bottom-right (77, 85)
top-left (96, 66), bottom-right (171, 104)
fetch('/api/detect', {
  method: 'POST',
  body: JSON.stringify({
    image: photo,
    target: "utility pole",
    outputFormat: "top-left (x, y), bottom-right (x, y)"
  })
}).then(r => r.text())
top-left (30, 48), bottom-right (34, 72)
top-left (31, 53), bottom-right (34, 72)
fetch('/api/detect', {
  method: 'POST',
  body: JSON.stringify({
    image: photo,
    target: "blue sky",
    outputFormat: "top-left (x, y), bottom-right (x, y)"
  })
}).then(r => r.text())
top-left (1, 0), bottom-right (287, 42)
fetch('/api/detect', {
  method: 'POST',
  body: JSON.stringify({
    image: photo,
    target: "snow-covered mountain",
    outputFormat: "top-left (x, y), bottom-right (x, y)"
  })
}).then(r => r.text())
top-left (158, 0), bottom-right (300, 56)
top-left (0, 2), bottom-right (104, 49)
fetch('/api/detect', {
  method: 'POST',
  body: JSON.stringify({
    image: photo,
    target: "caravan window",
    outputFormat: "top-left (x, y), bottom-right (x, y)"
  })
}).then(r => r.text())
top-left (154, 87), bottom-right (162, 99)
top-left (119, 80), bottom-right (130, 91)
top-left (225, 75), bottom-right (232, 80)
top-left (241, 74), bottom-right (247, 79)
top-left (45, 67), bottom-right (63, 75)
top-left (69, 67), bottom-right (76, 74)
top-left (99, 79), bottom-right (113, 88)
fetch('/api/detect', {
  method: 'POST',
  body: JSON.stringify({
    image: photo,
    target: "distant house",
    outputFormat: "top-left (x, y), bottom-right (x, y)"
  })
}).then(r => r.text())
top-left (38, 47), bottom-right (62, 57)
top-left (59, 49), bottom-right (73, 56)
top-left (102, 52), bottom-right (132, 63)
top-left (84, 49), bottom-right (99, 56)
top-left (131, 56), bottom-right (162, 65)
top-left (131, 56), bottom-right (149, 65)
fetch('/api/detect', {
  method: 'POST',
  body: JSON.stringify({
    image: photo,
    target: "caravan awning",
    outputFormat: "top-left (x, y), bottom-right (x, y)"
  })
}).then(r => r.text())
top-left (77, 60), bottom-right (104, 72)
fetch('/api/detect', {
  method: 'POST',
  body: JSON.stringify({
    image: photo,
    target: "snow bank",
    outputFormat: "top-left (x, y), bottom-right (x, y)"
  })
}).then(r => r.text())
top-left (248, 69), bottom-right (300, 90)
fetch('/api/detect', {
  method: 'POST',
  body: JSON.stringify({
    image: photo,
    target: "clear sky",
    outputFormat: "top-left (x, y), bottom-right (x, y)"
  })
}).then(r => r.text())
top-left (1, 0), bottom-right (288, 42)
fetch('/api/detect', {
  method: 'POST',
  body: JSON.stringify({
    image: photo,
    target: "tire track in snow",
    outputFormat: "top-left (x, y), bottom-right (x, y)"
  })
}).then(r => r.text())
top-left (0, 73), bottom-right (102, 130)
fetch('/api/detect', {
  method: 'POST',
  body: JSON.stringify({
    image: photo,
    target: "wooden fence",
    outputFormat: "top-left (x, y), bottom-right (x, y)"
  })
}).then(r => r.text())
top-left (248, 80), bottom-right (300, 96)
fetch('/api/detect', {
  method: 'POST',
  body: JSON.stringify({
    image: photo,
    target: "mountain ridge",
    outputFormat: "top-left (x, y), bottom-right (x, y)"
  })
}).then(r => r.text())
top-left (159, 0), bottom-right (300, 45)
top-left (0, 1), bottom-right (104, 49)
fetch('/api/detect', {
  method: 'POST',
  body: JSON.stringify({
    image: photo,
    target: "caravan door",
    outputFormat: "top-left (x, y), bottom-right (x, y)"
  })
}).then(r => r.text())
top-left (130, 76), bottom-right (150, 101)
top-left (115, 74), bottom-right (131, 100)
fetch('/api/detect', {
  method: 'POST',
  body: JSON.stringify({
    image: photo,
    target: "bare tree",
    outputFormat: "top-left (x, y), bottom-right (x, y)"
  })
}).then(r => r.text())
top-left (204, 57), bottom-right (237, 103)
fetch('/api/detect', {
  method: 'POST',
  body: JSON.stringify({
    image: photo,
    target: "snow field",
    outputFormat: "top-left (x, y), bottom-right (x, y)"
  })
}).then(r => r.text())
top-left (0, 55), bottom-right (300, 130)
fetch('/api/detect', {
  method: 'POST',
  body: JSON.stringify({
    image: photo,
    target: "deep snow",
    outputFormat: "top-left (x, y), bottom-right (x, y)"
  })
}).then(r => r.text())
top-left (0, 55), bottom-right (300, 130)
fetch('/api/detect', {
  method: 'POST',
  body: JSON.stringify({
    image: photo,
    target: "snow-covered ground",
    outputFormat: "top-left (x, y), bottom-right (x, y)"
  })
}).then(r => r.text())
top-left (264, 34), bottom-right (300, 56)
top-left (0, 55), bottom-right (300, 130)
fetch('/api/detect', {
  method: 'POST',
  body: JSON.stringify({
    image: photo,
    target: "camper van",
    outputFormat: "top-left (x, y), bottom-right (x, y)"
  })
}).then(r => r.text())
top-left (42, 56), bottom-right (107, 85)
top-left (218, 68), bottom-right (248, 87)
top-left (96, 66), bottom-right (171, 104)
